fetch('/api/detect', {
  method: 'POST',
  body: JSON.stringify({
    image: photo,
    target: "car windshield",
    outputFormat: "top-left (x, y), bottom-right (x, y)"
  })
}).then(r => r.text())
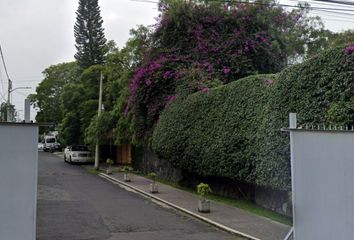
top-left (71, 146), bottom-right (89, 151)
top-left (46, 138), bottom-right (55, 143)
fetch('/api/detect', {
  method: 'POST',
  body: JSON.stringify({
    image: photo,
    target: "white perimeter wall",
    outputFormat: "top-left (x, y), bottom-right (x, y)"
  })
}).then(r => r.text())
top-left (0, 123), bottom-right (38, 240)
top-left (291, 130), bottom-right (354, 240)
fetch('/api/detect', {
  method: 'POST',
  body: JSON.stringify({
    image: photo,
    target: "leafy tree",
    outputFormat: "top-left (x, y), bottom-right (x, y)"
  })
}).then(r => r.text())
top-left (128, 0), bottom-right (328, 140)
top-left (29, 62), bottom-right (80, 124)
top-left (59, 111), bottom-right (82, 145)
top-left (0, 102), bottom-right (15, 122)
top-left (59, 65), bottom-right (103, 145)
top-left (329, 30), bottom-right (354, 47)
top-left (74, 0), bottom-right (107, 69)
top-left (84, 27), bottom-right (152, 146)
top-left (85, 111), bottom-right (114, 146)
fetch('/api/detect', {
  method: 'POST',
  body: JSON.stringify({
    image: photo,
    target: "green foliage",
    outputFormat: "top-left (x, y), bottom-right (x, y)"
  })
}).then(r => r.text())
top-left (74, 0), bottom-right (107, 68)
top-left (34, 34), bottom-right (141, 147)
top-left (106, 158), bottom-right (114, 165)
top-left (129, 0), bottom-right (329, 140)
top-left (30, 62), bottom-right (80, 125)
top-left (122, 166), bottom-right (132, 172)
top-left (0, 102), bottom-right (15, 122)
top-left (148, 172), bottom-right (157, 182)
top-left (59, 111), bottom-right (82, 146)
top-left (197, 183), bottom-right (212, 197)
top-left (85, 111), bottom-right (114, 147)
top-left (153, 74), bottom-right (275, 186)
top-left (59, 65), bottom-right (103, 146)
top-left (153, 46), bottom-right (354, 190)
top-left (328, 30), bottom-right (354, 48)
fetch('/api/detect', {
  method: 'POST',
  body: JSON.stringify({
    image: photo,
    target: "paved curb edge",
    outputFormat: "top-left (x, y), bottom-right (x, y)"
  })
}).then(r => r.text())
top-left (98, 173), bottom-right (261, 240)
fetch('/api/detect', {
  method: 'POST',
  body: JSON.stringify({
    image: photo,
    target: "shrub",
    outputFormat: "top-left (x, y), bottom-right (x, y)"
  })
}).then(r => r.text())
top-left (106, 158), bottom-right (114, 165)
top-left (197, 183), bottom-right (212, 198)
top-left (128, 0), bottom-right (324, 139)
top-left (152, 45), bottom-right (354, 190)
top-left (148, 172), bottom-right (157, 182)
top-left (122, 166), bottom-right (132, 172)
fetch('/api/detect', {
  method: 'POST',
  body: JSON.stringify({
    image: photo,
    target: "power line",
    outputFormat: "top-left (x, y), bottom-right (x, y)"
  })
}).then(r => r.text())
top-left (0, 68), bottom-right (5, 101)
top-left (129, 0), bottom-right (158, 3)
top-left (312, 8), bottom-right (354, 17)
top-left (0, 64), bottom-right (5, 102)
top-left (0, 43), bottom-right (11, 81)
top-left (314, 0), bottom-right (354, 7)
top-left (0, 92), bottom-right (6, 102)
top-left (130, 0), bottom-right (354, 11)
top-left (289, 0), bottom-right (354, 8)
top-left (128, 0), bottom-right (354, 24)
top-left (129, 0), bottom-right (354, 26)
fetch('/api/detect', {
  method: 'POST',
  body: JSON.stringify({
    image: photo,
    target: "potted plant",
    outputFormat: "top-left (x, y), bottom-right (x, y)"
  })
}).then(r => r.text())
top-left (106, 158), bottom-right (114, 174)
top-left (197, 183), bottom-right (212, 213)
top-left (148, 172), bottom-right (158, 193)
top-left (122, 166), bottom-right (132, 182)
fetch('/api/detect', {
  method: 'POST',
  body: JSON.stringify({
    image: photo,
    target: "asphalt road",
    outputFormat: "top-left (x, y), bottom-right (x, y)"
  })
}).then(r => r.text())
top-left (36, 151), bottom-right (240, 240)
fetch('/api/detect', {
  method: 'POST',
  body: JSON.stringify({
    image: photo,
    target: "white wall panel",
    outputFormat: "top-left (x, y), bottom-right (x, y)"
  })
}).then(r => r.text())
top-left (0, 123), bottom-right (38, 240)
top-left (290, 130), bottom-right (354, 240)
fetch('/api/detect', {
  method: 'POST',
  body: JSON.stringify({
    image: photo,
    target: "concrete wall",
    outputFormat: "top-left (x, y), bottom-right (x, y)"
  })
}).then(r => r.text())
top-left (134, 147), bottom-right (292, 215)
top-left (0, 123), bottom-right (38, 240)
top-left (290, 129), bottom-right (354, 240)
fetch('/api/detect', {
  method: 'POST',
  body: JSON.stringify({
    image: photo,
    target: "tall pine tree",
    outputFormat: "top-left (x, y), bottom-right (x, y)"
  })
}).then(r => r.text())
top-left (74, 0), bottom-right (107, 69)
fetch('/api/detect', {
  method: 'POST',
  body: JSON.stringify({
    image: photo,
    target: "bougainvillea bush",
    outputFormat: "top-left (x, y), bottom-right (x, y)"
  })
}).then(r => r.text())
top-left (152, 45), bottom-right (354, 190)
top-left (128, 0), bottom-right (324, 140)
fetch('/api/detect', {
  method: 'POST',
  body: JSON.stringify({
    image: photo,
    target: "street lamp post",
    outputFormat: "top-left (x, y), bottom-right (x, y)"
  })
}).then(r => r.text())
top-left (6, 79), bottom-right (31, 122)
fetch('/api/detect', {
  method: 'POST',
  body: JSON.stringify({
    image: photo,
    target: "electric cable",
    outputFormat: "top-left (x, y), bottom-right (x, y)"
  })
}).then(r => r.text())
top-left (0, 43), bottom-right (11, 81)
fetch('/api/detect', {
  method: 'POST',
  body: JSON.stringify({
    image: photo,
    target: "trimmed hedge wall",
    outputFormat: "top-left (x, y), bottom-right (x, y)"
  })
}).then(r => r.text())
top-left (152, 46), bottom-right (354, 190)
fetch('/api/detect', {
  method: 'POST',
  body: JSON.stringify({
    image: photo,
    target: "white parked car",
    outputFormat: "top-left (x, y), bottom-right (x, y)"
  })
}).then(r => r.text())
top-left (64, 145), bottom-right (92, 163)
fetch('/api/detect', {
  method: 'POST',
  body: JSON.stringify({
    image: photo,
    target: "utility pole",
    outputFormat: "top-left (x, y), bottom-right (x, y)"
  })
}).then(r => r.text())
top-left (7, 79), bottom-right (12, 122)
top-left (5, 82), bottom-right (30, 122)
top-left (94, 72), bottom-right (103, 170)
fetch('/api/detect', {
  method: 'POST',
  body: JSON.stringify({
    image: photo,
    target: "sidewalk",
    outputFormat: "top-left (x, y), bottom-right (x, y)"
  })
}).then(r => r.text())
top-left (98, 171), bottom-right (291, 240)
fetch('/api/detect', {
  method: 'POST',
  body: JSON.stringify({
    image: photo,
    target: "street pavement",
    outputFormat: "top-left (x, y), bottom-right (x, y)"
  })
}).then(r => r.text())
top-left (37, 152), bottom-right (241, 240)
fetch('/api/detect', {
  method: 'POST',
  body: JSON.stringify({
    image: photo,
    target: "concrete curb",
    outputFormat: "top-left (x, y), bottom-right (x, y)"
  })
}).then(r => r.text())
top-left (98, 173), bottom-right (261, 240)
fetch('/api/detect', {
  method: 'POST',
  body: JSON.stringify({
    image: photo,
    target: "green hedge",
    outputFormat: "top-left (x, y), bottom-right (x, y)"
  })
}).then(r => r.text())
top-left (152, 46), bottom-right (354, 190)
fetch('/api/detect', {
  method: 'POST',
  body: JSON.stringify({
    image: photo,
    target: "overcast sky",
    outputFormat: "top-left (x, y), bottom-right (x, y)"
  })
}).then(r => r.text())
top-left (0, 0), bottom-right (353, 121)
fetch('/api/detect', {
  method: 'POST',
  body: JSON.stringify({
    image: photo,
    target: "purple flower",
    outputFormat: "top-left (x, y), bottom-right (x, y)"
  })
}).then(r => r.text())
top-left (166, 95), bottom-right (177, 101)
top-left (124, 104), bottom-right (129, 115)
top-left (144, 79), bottom-right (152, 86)
top-left (345, 44), bottom-right (354, 55)
top-left (200, 87), bottom-right (209, 93)
top-left (223, 66), bottom-right (231, 74)
top-left (263, 79), bottom-right (273, 86)
top-left (244, 15), bottom-right (251, 22)
top-left (163, 71), bottom-right (173, 79)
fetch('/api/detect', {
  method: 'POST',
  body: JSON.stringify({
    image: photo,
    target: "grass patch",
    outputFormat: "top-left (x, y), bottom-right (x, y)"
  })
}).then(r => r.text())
top-left (85, 167), bottom-right (101, 175)
top-left (206, 194), bottom-right (293, 226)
top-left (134, 171), bottom-right (292, 226)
